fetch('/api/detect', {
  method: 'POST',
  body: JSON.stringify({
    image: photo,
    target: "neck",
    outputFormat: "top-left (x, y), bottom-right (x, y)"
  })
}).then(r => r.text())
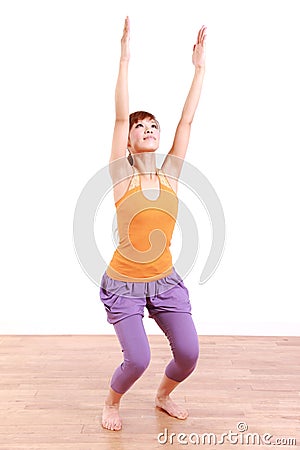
top-left (131, 152), bottom-right (157, 177)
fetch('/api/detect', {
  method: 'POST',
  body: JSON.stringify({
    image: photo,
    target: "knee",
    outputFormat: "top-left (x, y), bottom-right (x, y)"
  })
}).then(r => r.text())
top-left (175, 341), bottom-right (199, 369)
top-left (125, 352), bottom-right (150, 377)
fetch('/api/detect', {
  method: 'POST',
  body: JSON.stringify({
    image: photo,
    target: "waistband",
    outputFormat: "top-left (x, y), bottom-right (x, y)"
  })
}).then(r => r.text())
top-left (100, 267), bottom-right (184, 298)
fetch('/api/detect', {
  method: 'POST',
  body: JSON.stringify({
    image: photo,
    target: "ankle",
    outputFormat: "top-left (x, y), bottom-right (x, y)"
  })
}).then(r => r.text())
top-left (105, 398), bottom-right (120, 407)
top-left (156, 393), bottom-right (170, 401)
top-left (104, 387), bottom-right (123, 407)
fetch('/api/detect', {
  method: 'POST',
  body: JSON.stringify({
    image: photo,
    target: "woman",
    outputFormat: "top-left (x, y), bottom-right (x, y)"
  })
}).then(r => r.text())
top-left (100, 16), bottom-right (206, 431)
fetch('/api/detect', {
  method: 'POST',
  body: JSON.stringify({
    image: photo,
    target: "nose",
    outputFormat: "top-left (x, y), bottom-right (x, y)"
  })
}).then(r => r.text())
top-left (145, 127), bottom-right (153, 134)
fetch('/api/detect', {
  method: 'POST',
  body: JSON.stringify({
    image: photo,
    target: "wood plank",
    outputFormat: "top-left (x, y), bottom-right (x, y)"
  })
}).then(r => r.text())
top-left (0, 335), bottom-right (299, 448)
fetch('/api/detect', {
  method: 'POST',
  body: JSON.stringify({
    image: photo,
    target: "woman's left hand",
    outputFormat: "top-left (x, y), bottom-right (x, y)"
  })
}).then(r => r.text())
top-left (192, 25), bottom-right (207, 69)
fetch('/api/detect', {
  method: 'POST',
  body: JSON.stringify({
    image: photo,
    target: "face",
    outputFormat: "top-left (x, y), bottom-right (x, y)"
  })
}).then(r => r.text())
top-left (128, 117), bottom-right (160, 154)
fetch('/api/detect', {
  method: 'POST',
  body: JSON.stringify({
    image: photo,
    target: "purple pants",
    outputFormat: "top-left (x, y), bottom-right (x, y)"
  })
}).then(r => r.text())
top-left (99, 268), bottom-right (199, 394)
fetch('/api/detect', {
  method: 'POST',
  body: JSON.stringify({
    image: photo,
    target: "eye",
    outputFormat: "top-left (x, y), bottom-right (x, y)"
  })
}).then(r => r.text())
top-left (151, 123), bottom-right (158, 129)
top-left (135, 123), bottom-right (143, 128)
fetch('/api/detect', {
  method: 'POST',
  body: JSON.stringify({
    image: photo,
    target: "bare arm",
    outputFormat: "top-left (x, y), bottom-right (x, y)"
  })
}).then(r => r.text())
top-left (162, 26), bottom-right (207, 178)
top-left (110, 16), bottom-right (130, 164)
top-left (109, 17), bottom-right (134, 203)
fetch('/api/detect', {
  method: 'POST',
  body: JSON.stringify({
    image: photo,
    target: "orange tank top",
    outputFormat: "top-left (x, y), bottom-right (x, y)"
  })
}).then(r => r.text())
top-left (106, 168), bottom-right (178, 282)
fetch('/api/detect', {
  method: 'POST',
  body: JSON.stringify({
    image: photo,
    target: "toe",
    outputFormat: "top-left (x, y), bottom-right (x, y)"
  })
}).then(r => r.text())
top-left (181, 411), bottom-right (188, 419)
top-left (115, 421), bottom-right (122, 430)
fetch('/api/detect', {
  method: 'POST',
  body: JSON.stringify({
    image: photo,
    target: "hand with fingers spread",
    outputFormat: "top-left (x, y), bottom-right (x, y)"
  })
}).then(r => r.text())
top-left (121, 16), bottom-right (130, 62)
top-left (192, 25), bottom-right (207, 69)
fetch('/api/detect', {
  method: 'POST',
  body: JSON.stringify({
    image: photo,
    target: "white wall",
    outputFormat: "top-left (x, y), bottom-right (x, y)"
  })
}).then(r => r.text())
top-left (1, 0), bottom-right (299, 335)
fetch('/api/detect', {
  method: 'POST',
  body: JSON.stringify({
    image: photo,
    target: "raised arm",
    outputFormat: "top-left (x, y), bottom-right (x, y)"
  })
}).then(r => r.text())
top-left (162, 26), bottom-right (207, 177)
top-left (109, 16), bottom-right (130, 164)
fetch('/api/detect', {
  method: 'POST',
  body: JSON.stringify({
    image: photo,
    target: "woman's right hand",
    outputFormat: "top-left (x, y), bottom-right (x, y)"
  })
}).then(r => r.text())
top-left (120, 16), bottom-right (130, 62)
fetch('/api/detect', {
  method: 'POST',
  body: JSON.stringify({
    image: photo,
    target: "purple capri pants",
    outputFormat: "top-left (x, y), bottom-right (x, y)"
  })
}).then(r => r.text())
top-left (99, 268), bottom-right (199, 394)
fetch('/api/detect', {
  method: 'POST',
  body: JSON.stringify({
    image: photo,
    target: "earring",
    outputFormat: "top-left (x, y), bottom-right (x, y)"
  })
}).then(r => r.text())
top-left (127, 150), bottom-right (133, 166)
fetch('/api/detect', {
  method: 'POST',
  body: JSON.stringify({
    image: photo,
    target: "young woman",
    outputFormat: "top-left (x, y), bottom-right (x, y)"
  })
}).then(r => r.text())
top-left (100, 16), bottom-right (206, 431)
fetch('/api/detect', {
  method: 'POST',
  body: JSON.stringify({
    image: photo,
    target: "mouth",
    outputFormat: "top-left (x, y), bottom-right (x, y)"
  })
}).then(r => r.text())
top-left (143, 136), bottom-right (156, 140)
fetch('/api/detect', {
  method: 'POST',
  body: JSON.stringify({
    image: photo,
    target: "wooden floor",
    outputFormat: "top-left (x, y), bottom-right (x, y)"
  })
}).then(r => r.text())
top-left (0, 335), bottom-right (299, 450)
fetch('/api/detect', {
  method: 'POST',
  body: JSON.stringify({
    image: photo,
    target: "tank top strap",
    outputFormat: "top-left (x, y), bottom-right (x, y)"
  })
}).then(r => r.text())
top-left (127, 166), bottom-right (140, 190)
top-left (157, 168), bottom-right (174, 191)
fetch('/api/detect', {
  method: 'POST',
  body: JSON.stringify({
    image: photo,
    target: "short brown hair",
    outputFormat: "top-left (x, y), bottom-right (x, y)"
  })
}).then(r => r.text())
top-left (129, 111), bottom-right (160, 132)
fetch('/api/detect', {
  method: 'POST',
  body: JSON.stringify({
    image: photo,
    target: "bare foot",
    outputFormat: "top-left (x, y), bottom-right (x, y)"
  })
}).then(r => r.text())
top-left (102, 403), bottom-right (122, 431)
top-left (155, 395), bottom-right (188, 420)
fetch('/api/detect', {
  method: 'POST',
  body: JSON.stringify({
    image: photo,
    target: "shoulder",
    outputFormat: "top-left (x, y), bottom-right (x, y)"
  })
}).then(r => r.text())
top-left (109, 158), bottom-right (136, 204)
top-left (109, 156), bottom-right (133, 184)
top-left (161, 153), bottom-right (184, 180)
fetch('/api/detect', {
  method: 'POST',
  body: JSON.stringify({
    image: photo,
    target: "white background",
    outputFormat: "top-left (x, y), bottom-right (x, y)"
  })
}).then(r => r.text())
top-left (0, 0), bottom-right (299, 335)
